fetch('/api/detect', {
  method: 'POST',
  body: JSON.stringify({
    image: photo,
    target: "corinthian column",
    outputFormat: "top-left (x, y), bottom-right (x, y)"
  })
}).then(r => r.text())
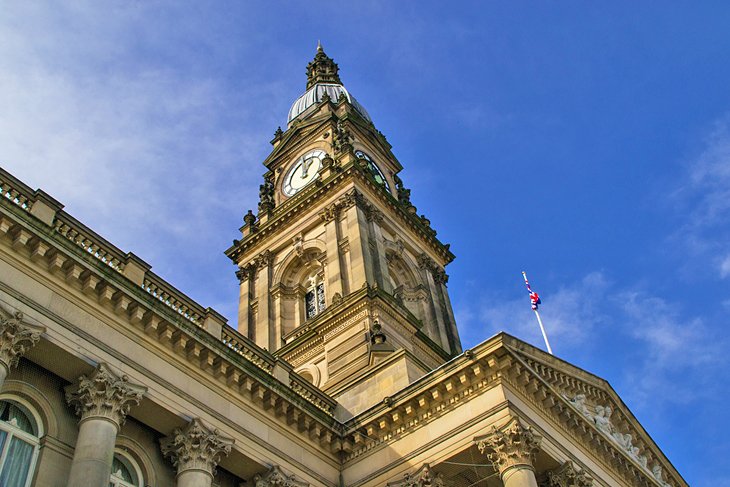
top-left (476, 418), bottom-right (542, 487)
top-left (65, 363), bottom-right (147, 487)
top-left (161, 418), bottom-right (234, 487)
top-left (0, 308), bottom-right (44, 389)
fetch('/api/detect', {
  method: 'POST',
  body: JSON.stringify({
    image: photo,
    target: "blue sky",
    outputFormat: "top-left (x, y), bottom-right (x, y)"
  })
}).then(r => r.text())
top-left (2, 2), bottom-right (729, 485)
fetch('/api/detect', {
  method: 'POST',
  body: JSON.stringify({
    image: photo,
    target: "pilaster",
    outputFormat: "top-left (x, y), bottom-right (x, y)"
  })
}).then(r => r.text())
top-left (251, 250), bottom-right (274, 350)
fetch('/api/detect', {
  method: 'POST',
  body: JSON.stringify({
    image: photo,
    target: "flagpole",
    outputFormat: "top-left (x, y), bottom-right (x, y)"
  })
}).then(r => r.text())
top-left (533, 308), bottom-right (553, 355)
top-left (522, 271), bottom-right (553, 355)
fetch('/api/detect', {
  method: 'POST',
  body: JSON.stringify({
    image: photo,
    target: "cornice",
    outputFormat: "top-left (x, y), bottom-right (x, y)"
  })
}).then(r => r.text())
top-left (0, 187), bottom-right (345, 452)
top-left (338, 333), bottom-right (686, 486)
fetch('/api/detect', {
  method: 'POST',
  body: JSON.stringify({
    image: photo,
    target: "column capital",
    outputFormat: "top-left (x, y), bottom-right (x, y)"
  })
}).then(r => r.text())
top-left (253, 465), bottom-right (309, 487)
top-left (476, 418), bottom-right (541, 476)
top-left (0, 308), bottom-right (45, 371)
top-left (161, 418), bottom-right (234, 478)
top-left (542, 461), bottom-right (593, 487)
top-left (65, 363), bottom-right (147, 429)
top-left (387, 463), bottom-right (444, 487)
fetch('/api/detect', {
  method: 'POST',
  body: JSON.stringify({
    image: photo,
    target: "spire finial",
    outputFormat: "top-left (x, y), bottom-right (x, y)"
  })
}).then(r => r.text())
top-left (306, 44), bottom-right (341, 89)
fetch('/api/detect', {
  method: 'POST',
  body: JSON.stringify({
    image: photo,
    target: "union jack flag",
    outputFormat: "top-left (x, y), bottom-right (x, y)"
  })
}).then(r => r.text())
top-left (522, 272), bottom-right (541, 310)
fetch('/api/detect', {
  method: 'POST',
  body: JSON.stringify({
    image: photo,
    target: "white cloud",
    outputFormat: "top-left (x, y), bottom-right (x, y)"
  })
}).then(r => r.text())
top-left (456, 271), bottom-right (728, 411)
top-left (671, 115), bottom-right (730, 278)
top-left (720, 255), bottom-right (730, 279)
top-left (460, 271), bottom-right (610, 352)
top-left (0, 3), bottom-right (289, 319)
top-left (616, 290), bottom-right (726, 407)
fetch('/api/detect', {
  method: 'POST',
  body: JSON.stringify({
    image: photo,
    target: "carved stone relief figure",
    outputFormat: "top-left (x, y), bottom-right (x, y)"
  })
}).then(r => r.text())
top-left (592, 405), bottom-right (614, 436)
top-left (567, 394), bottom-right (594, 422)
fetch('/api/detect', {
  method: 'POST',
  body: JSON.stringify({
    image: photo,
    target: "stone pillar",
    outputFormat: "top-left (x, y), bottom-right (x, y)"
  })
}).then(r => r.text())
top-left (65, 363), bottom-right (147, 487)
top-left (476, 418), bottom-right (541, 487)
top-left (161, 418), bottom-right (234, 487)
top-left (0, 308), bottom-right (44, 389)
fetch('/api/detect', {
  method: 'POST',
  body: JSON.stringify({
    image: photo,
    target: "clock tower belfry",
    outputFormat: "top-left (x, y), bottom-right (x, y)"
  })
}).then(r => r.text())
top-left (226, 45), bottom-right (461, 418)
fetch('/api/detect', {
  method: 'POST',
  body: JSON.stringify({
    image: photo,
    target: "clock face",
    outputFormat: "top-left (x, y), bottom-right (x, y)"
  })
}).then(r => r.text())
top-left (283, 149), bottom-right (327, 196)
top-left (355, 150), bottom-right (391, 192)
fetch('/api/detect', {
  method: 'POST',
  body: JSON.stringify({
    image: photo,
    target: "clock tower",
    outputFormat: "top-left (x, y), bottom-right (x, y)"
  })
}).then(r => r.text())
top-left (226, 45), bottom-right (460, 418)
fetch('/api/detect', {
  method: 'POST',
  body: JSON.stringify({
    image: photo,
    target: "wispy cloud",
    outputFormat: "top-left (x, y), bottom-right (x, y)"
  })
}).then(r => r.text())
top-left (0, 4), bottom-right (287, 318)
top-left (455, 271), bottom-right (728, 411)
top-left (671, 115), bottom-right (730, 279)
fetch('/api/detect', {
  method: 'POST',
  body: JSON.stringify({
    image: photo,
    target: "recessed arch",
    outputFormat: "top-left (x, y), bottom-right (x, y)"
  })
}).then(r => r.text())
top-left (1, 380), bottom-right (57, 438)
top-left (113, 436), bottom-right (156, 487)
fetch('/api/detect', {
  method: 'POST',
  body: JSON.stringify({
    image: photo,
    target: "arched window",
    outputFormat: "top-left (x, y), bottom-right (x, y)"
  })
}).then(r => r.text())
top-left (305, 274), bottom-right (326, 320)
top-left (0, 399), bottom-right (42, 487)
top-left (109, 450), bottom-right (143, 487)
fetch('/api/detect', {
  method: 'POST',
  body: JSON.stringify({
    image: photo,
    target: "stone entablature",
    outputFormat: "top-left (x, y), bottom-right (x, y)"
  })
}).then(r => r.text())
top-left (0, 175), bottom-right (343, 452)
top-left (341, 340), bottom-right (508, 461)
top-left (161, 418), bottom-right (234, 477)
top-left (339, 335), bottom-right (686, 487)
top-left (65, 363), bottom-right (147, 428)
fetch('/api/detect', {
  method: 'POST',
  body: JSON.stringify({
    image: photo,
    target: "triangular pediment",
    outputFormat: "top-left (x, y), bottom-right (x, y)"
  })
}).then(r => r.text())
top-left (263, 114), bottom-right (335, 170)
top-left (502, 335), bottom-right (681, 487)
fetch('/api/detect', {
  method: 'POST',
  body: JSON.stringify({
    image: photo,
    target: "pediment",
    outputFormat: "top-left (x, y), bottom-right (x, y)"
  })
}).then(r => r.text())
top-left (503, 336), bottom-right (681, 487)
top-left (263, 114), bottom-right (335, 169)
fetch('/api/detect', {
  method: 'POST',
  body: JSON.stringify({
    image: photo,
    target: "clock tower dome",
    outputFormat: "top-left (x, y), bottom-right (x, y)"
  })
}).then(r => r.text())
top-left (226, 45), bottom-right (460, 418)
